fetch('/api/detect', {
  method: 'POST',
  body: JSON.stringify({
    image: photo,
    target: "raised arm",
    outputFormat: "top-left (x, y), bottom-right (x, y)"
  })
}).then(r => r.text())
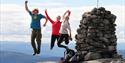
top-left (45, 9), bottom-right (54, 24)
top-left (25, 1), bottom-right (30, 12)
top-left (63, 10), bottom-right (71, 20)
top-left (43, 17), bottom-right (48, 27)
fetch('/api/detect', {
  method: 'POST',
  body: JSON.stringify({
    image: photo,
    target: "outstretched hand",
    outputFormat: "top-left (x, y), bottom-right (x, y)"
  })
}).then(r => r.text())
top-left (63, 10), bottom-right (71, 20)
top-left (67, 10), bottom-right (70, 12)
top-left (67, 10), bottom-right (71, 16)
top-left (45, 9), bottom-right (47, 12)
top-left (25, 1), bottom-right (28, 4)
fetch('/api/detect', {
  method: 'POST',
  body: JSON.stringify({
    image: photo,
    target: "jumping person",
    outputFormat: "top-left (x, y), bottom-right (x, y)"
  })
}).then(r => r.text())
top-left (57, 10), bottom-right (72, 50)
top-left (45, 9), bottom-right (62, 50)
top-left (25, 1), bottom-right (47, 56)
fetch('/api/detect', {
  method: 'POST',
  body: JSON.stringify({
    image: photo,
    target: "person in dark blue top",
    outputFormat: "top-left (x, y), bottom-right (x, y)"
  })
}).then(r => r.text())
top-left (25, 1), bottom-right (47, 56)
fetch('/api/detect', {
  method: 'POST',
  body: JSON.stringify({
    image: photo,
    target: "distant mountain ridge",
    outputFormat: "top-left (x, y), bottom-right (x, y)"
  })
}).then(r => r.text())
top-left (0, 51), bottom-right (59, 63)
top-left (0, 41), bottom-right (125, 63)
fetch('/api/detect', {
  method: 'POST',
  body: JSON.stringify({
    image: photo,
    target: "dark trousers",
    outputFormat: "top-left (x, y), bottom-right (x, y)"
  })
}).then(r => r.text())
top-left (57, 34), bottom-right (69, 49)
top-left (31, 29), bottom-right (42, 54)
top-left (50, 35), bottom-right (60, 50)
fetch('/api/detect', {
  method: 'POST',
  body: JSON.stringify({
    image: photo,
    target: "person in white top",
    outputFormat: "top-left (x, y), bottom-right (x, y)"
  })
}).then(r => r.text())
top-left (57, 10), bottom-right (72, 50)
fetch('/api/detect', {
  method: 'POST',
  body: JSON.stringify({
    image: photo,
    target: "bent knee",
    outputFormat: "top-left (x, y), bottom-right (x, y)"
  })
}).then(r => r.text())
top-left (57, 43), bottom-right (61, 47)
top-left (36, 38), bottom-right (41, 42)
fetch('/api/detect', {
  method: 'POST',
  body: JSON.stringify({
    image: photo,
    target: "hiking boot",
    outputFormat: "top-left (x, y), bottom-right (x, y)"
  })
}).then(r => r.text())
top-left (33, 51), bottom-right (37, 56)
top-left (37, 49), bottom-right (40, 54)
top-left (33, 48), bottom-right (37, 56)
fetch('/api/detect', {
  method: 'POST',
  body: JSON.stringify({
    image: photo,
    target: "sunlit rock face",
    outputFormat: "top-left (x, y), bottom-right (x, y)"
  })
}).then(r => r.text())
top-left (75, 7), bottom-right (121, 61)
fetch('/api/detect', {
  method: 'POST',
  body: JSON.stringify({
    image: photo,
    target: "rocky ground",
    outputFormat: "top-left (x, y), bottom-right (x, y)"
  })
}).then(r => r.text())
top-left (81, 59), bottom-right (125, 63)
top-left (37, 61), bottom-right (58, 63)
top-left (37, 58), bottom-right (125, 63)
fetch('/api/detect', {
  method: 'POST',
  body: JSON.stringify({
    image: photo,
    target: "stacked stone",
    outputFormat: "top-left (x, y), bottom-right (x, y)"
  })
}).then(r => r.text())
top-left (75, 7), bottom-right (119, 61)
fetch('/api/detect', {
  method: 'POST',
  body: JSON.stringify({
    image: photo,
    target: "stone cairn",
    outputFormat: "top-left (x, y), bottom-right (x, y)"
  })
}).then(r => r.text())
top-left (75, 7), bottom-right (121, 61)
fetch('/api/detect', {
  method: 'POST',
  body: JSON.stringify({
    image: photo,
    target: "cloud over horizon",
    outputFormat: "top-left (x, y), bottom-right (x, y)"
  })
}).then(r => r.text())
top-left (0, 3), bottom-right (124, 43)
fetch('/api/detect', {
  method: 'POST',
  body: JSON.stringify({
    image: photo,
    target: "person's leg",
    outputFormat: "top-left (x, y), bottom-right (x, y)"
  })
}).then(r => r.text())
top-left (57, 34), bottom-right (68, 49)
top-left (50, 35), bottom-right (56, 50)
top-left (36, 29), bottom-right (42, 54)
top-left (56, 35), bottom-right (60, 41)
top-left (64, 34), bottom-right (69, 45)
top-left (31, 29), bottom-right (37, 55)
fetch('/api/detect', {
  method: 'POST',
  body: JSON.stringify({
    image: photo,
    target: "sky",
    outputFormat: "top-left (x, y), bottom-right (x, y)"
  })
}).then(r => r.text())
top-left (0, 0), bottom-right (125, 43)
top-left (0, 0), bottom-right (124, 6)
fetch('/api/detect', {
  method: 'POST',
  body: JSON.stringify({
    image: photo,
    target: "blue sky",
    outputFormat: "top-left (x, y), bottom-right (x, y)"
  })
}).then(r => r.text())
top-left (1, 0), bottom-right (124, 6)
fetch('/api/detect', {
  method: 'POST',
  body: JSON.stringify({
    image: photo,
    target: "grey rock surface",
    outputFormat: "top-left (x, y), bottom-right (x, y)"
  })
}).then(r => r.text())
top-left (75, 7), bottom-right (122, 61)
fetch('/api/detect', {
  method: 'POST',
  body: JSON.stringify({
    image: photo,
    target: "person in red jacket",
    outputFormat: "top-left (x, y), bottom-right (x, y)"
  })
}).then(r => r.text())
top-left (45, 9), bottom-right (62, 50)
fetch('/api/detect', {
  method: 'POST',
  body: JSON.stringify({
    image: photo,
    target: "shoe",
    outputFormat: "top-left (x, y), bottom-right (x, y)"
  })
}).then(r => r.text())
top-left (37, 49), bottom-right (40, 54)
top-left (66, 47), bottom-right (69, 50)
top-left (33, 49), bottom-right (37, 56)
top-left (33, 52), bottom-right (37, 56)
top-left (50, 47), bottom-right (54, 50)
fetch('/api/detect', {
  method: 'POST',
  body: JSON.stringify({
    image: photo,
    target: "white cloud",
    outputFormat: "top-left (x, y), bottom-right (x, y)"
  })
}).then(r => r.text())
top-left (31, 2), bottom-right (64, 7)
top-left (0, 4), bottom-right (125, 43)
top-left (0, 4), bottom-right (24, 12)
